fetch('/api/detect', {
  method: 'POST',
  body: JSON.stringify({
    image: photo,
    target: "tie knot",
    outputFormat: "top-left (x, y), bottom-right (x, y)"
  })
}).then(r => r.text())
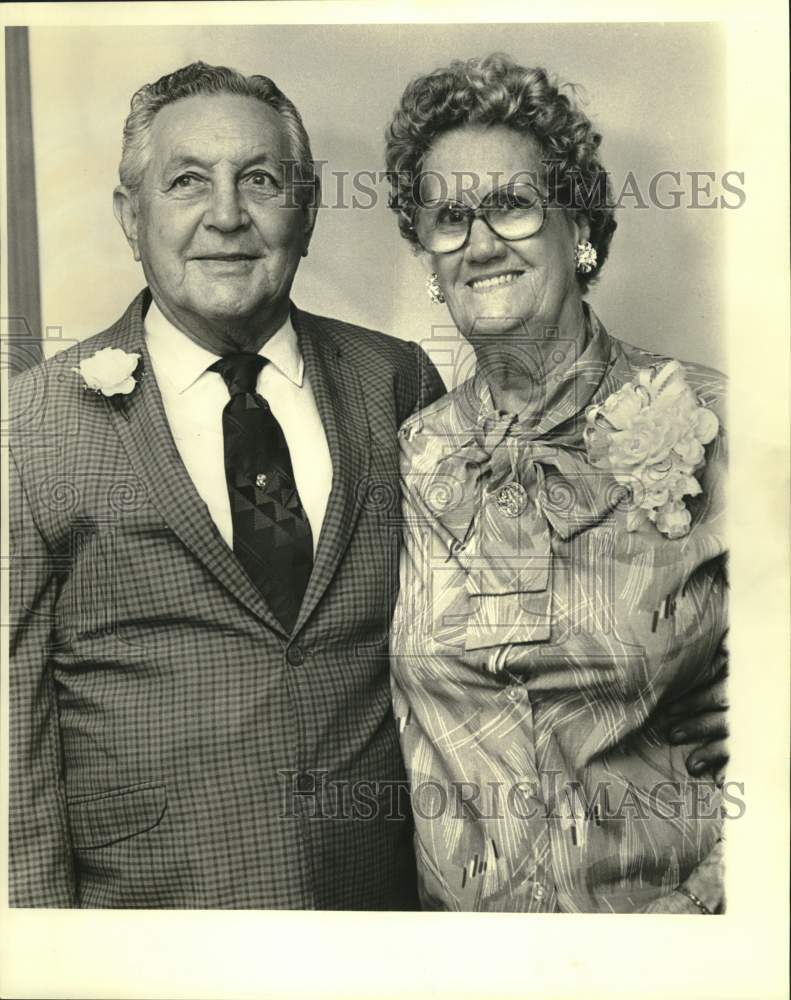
top-left (211, 353), bottom-right (267, 396)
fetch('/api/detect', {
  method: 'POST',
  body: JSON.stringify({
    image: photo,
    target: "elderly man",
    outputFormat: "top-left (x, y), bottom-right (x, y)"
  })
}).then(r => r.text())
top-left (9, 62), bottom-right (726, 909)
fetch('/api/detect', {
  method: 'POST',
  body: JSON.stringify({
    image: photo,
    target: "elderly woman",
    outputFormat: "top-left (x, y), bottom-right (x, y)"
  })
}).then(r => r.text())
top-left (385, 54), bottom-right (727, 912)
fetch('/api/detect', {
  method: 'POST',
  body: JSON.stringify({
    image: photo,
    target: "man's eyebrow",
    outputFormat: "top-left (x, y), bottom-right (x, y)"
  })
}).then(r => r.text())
top-left (162, 151), bottom-right (284, 173)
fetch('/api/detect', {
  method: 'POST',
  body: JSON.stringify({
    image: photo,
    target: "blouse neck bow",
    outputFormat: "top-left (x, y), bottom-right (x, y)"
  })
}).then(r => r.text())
top-left (426, 307), bottom-right (627, 548)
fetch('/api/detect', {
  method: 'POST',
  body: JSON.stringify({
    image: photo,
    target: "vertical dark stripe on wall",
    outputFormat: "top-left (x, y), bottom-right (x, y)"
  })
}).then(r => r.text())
top-left (5, 26), bottom-right (43, 374)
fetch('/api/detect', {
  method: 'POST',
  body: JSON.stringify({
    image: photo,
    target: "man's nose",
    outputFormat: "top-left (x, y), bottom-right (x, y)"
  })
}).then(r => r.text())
top-left (465, 216), bottom-right (505, 262)
top-left (204, 181), bottom-right (250, 232)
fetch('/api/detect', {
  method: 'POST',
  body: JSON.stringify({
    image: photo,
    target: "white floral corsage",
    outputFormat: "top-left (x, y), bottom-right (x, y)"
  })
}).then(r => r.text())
top-left (72, 348), bottom-right (141, 397)
top-left (584, 360), bottom-right (719, 539)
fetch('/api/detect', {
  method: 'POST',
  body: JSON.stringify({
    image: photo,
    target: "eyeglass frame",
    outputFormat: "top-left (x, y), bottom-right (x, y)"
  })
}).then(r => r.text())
top-left (405, 181), bottom-right (550, 255)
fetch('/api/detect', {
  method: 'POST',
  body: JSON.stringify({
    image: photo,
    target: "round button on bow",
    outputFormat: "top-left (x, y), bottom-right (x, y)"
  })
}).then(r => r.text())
top-left (495, 482), bottom-right (528, 518)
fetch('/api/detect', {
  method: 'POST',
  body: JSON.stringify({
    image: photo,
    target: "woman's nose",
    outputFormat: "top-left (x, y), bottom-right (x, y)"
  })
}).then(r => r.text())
top-left (465, 216), bottom-right (505, 262)
top-left (204, 182), bottom-right (250, 232)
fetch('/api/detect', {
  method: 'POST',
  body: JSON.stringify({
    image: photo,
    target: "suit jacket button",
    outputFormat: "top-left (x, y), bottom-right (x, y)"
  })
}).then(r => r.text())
top-left (286, 645), bottom-right (305, 666)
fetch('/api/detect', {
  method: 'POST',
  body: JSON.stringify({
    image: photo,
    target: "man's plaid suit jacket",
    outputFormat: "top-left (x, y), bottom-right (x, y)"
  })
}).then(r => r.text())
top-left (9, 290), bottom-right (446, 909)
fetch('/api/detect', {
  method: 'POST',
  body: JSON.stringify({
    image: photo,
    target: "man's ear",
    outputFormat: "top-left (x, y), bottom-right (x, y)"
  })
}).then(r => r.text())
top-left (113, 185), bottom-right (141, 261)
top-left (301, 205), bottom-right (318, 258)
top-left (299, 181), bottom-right (320, 258)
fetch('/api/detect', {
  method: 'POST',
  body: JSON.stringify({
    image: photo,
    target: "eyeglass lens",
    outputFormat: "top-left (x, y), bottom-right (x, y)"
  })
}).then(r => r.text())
top-left (414, 183), bottom-right (545, 253)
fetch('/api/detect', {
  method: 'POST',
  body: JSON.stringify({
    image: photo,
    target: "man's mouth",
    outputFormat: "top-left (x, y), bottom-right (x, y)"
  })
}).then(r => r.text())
top-left (193, 254), bottom-right (260, 262)
top-left (467, 270), bottom-right (525, 291)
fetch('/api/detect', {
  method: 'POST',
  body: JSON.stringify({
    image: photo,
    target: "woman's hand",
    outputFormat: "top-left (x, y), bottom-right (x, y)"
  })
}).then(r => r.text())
top-left (656, 638), bottom-right (729, 785)
top-left (641, 840), bottom-right (724, 913)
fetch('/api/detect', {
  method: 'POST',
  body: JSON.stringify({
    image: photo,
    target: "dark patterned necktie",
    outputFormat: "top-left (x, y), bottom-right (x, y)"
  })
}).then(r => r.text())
top-left (210, 353), bottom-right (313, 632)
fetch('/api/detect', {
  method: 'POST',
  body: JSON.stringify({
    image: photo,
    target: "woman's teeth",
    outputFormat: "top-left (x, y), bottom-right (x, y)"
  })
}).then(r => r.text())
top-left (468, 272), bottom-right (523, 290)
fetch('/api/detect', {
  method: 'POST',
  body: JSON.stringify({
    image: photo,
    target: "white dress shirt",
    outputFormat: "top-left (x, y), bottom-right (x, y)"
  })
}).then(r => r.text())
top-left (145, 300), bottom-right (333, 554)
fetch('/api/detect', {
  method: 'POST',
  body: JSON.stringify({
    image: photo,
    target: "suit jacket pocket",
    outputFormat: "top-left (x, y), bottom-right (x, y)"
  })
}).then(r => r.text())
top-left (68, 782), bottom-right (166, 849)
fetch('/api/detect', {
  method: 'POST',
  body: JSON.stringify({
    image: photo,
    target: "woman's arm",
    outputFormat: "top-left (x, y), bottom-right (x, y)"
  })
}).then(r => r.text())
top-left (660, 413), bottom-right (729, 784)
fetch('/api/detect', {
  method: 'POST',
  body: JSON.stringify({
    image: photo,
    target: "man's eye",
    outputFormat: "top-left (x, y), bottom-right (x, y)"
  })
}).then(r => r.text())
top-left (171, 174), bottom-right (201, 190)
top-left (245, 171), bottom-right (279, 190)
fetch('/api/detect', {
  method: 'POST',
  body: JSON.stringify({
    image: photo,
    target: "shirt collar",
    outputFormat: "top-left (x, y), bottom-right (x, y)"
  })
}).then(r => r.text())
top-left (144, 299), bottom-right (305, 394)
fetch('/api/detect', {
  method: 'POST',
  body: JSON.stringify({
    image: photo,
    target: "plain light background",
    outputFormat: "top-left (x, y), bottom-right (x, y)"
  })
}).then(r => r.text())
top-left (29, 22), bottom-right (727, 378)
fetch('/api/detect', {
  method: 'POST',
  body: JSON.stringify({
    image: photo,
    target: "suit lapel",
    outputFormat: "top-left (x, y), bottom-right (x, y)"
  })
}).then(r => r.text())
top-left (104, 292), bottom-right (289, 637)
top-left (292, 307), bottom-right (371, 633)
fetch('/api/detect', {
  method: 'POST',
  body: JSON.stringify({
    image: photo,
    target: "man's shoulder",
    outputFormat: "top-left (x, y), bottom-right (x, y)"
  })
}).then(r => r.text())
top-left (400, 376), bottom-right (467, 428)
top-left (293, 307), bottom-right (416, 364)
top-left (10, 295), bottom-right (144, 435)
top-left (10, 329), bottom-right (109, 417)
top-left (293, 306), bottom-right (446, 421)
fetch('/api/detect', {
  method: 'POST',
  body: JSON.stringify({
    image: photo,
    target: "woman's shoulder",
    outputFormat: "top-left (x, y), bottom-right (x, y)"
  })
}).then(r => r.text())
top-left (606, 336), bottom-right (728, 502)
top-left (397, 377), bottom-right (476, 472)
top-left (612, 337), bottom-right (727, 425)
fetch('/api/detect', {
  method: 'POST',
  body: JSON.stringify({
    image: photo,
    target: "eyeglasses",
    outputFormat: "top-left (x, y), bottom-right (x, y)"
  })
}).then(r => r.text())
top-left (411, 182), bottom-right (547, 255)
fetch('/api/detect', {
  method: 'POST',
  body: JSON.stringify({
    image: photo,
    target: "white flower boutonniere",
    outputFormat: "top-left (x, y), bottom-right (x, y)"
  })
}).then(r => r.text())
top-left (73, 348), bottom-right (141, 397)
top-left (584, 360), bottom-right (719, 539)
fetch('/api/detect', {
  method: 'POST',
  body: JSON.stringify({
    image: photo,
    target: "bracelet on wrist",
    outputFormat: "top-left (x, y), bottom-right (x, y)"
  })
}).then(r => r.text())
top-left (677, 885), bottom-right (714, 914)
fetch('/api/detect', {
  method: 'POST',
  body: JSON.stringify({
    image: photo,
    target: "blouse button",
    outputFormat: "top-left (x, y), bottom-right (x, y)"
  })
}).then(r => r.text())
top-left (533, 884), bottom-right (545, 901)
top-left (506, 685), bottom-right (524, 703)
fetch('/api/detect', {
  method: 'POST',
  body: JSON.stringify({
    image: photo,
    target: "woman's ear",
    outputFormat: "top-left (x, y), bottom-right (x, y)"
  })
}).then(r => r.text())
top-left (418, 250), bottom-right (438, 276)
top-left (572, 212), bottom-right (591, 245)
top-left (113, 185), bottom-right (141, 262)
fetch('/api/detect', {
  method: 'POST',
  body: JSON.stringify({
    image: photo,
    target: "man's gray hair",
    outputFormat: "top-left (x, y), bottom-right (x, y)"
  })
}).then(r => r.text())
top-left (119, 61), bottom-right (318, 202)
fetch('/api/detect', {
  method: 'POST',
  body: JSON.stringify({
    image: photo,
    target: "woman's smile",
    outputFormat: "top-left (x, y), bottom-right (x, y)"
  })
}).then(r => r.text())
top-left (466, 269), bottom-right (526, 292)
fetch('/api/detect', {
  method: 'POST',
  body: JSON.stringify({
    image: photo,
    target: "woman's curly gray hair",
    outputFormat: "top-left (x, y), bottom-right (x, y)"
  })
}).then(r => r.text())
top-left (385, 53), bottom-right (617, 291)
top-left (119, 61), bottom-right (317, 205)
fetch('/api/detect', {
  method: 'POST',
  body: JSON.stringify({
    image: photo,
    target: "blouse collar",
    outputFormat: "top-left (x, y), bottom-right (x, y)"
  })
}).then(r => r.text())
top-left (458, 303), bottom-right (616, 451)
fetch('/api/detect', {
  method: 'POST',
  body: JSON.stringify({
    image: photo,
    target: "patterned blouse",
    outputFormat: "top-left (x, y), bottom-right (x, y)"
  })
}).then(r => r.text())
top-left (390, 308), bottom-right (727, 912)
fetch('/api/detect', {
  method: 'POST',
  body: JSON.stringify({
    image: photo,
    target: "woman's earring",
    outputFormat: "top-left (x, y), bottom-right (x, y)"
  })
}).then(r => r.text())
top-left (574, 240), bottom-right (598, 274)
top-left (426, 272), bottom-right (445, 304)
